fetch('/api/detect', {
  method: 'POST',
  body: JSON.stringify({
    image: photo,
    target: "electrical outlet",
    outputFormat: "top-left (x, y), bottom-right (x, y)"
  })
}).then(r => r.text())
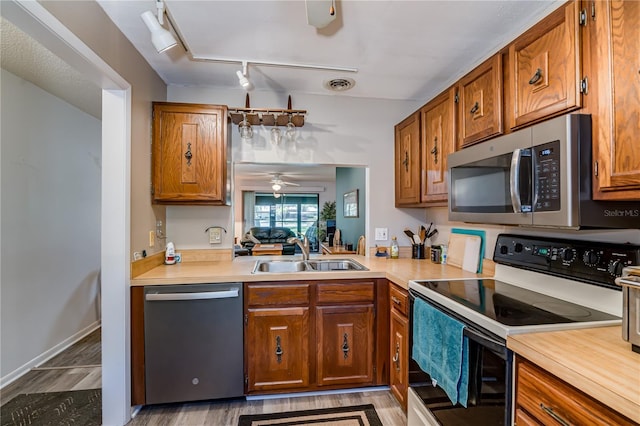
top-left (149, 230), bottom-right (155, 247)
top-left (209, 227), bottom-right (222, 244)
top-left (375, 228), bottom-right (388, 241)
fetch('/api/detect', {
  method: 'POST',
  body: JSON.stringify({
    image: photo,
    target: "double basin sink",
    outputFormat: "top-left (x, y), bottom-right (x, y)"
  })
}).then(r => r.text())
top-left (253, 258), bottom-right (368, 274)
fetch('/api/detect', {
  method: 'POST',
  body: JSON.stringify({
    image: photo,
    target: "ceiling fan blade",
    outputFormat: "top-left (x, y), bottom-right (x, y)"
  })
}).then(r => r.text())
top-left (283, 181), bottom-right (300, 186)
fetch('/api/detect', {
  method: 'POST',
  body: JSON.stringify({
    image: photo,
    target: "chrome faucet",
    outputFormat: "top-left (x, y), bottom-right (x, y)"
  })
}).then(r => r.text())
top-left (288, 236), bottom-right (310, 261)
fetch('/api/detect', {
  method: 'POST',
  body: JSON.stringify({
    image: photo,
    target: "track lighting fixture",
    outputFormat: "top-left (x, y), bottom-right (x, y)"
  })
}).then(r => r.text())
top-left (236, 61), bottom-right (252, 90)
top-left (141, 0), bottom-right (177, 53)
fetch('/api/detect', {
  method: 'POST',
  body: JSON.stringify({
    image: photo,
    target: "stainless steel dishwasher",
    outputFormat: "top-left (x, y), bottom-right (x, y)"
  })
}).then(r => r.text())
top-left (144, 283), bottom-right (243, 404)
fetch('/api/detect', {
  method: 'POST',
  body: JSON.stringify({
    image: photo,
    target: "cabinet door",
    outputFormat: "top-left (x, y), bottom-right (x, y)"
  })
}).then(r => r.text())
top-left (421, 88), bottom-right (455, 204)
top-left (510, 2), bottom-right (580, 128)
top-left (152, 103), bottom-right (228, 204)
top-left (395, 112), bottom-right (422, 207)
top-left (316, 304), bottom-right (374, 386)
top-left (390, 308), bottom-right (409, 411)
top-left (245, 307), bottom-right (309, 392)
top-left (458, 54), bottom-right (504, 148)
top-left (586, 0), bottom-right (640, 199)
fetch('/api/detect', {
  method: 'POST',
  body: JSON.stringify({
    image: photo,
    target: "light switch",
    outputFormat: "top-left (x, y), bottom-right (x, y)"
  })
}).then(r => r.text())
top-left (375, 228), bottom-right (388, 241)
top-left (209, 227), bottom-right (222, 244)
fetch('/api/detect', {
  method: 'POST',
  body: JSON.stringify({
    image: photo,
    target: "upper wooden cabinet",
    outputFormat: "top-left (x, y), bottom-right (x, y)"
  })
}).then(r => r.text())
top-left (152, 102), bottom-right (229, 205)
top-left (510, 1), bottom-right (581, 128)
top-left (457, 53), bottom-right (504, 148)
top-left (420, 87), bottom-right (456, 204)
top-left (583, 0), bottom-right (640, 200)
top-left (394, 112), bottom-right (422, 207)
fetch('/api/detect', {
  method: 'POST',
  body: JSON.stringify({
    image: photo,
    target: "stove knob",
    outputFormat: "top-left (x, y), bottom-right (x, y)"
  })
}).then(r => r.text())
top-left (500, 245), bottom-right (508, 255)
top-left (608, 260), bottom-right (625, 277)
top-left (561, 248), bottom-right (576, 263)
top-left (583, 250), bottom-right (600, 266)
top-left (514, 243), bottom-right (523, 253)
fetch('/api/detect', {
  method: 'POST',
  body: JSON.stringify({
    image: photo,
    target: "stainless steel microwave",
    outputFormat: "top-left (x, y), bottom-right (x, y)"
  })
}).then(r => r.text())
top-left (448, 114), bottom-right (639, 229)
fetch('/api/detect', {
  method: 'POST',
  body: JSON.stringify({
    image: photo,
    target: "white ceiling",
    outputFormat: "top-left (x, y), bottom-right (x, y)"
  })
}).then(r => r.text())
top-left (0, 17), bottom-right (102, 118)
top-left (97, 0), bottom-right (561, 102)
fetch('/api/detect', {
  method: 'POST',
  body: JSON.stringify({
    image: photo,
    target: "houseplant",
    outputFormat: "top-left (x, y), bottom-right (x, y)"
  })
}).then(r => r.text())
top-left (318, 200), bottom-right (336, 243)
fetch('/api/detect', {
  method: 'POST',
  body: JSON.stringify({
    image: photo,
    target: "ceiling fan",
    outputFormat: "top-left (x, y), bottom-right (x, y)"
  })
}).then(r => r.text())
top-left (269, 173), bottom-right (300, 192)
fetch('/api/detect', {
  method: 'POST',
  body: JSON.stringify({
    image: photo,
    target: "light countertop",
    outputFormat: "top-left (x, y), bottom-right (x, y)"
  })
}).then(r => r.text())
top-left (131, 254), bottom-right (483, 288)
top-left (508, 326), bottom-right (640, 424)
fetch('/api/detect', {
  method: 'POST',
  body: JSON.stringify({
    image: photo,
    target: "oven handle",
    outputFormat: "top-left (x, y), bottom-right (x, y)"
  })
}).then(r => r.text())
top-left (463, 327), bottom-right (507, 356)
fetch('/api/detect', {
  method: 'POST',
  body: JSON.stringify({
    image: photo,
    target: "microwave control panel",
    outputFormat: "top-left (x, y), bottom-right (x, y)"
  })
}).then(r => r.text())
top-left (494, 234), bottom-right (640, 290)
top-left (533, 140), bottom-right (561, 212)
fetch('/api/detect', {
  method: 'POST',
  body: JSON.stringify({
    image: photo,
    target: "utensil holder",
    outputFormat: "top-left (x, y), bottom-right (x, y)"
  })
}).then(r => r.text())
top-left (412, 244), bottom-right (425, 259)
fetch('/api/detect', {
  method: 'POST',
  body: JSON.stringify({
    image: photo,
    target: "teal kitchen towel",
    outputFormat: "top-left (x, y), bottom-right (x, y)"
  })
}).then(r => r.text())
top-left (412, 297), bottom-right (469, 407)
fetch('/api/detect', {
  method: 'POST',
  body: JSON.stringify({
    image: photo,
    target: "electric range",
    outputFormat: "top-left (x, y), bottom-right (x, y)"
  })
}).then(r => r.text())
top-left (407, 234), bottom-right (640, 426)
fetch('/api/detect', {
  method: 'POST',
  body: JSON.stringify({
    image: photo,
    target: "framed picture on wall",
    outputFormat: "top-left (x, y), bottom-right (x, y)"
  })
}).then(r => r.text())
top-left (343, 189), bottom-right (359, 218)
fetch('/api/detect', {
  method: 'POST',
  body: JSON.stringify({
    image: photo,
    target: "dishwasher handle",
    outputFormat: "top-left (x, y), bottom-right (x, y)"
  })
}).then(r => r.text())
top-left (145, 288), bottom-right (239, 301)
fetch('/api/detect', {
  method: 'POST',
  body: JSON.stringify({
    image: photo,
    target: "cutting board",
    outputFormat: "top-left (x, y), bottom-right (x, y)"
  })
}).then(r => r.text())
top-left (452, 228), bottom-right (486, 272)
top-left (447, 233), bottom-right (482, 273)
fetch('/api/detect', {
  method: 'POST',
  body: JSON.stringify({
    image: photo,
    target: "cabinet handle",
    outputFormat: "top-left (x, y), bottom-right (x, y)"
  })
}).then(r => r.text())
top-left (393, 342), bottom-right (400, 371)
top-left (184, 142), bottom-right (193, 166)
top-left (275, 335), bottom-right (283, 363)
top-left (469, 102), bottom-right (479, 114)
top-left (430, 138), bottom-right (438, 165)
top-left (539, 403), bottom-right (570, 426)
top-left (342, 333), bottom-right (350, 359)
top-left (529, 68), bottom-right (543, 85)
top-left (392, 296), bottom-right (402, 306)
top-left (402, 151), bottom-right (409, 172)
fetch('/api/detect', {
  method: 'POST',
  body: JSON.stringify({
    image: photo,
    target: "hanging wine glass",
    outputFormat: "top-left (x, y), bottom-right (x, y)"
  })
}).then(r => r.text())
top-left (239, 112), bottom-right (253, 141)
top-left (285, 113), bottom-right (296, 141)
top-left (270, 115), bottom-right (282, 145)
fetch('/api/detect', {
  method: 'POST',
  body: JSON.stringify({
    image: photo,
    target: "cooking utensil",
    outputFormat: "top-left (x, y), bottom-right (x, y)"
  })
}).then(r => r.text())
top-left (413, 234), bottom-right (421, 245)
top-left (404, 229), bottom-right (415, 243)
top-left (419, 225), bottom-right (426, 243)
top-left (427, 229), bottom-right (438, 239)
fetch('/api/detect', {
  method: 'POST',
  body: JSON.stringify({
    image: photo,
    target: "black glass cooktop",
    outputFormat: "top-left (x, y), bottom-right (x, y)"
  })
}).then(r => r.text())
top-left (415, 279), bottom-right (619, 327)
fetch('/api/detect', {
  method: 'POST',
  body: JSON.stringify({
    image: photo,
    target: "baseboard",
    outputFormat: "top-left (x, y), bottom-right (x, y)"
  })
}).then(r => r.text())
top-left (246, 386), bottom-right (391, 401)
top-left (0, 320), bottom-right (101, 389)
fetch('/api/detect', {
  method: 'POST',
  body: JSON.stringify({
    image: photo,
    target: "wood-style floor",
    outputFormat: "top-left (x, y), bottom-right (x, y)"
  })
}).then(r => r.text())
top-left (1, 328), bottom-right (407, 425)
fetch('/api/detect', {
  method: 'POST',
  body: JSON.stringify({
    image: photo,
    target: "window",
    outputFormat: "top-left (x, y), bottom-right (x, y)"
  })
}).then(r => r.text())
top-left (251, 193), bottom-right (320, 251)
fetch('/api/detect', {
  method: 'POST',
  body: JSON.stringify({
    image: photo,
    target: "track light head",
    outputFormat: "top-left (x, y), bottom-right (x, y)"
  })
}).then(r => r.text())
top-left (236, 61), bottom-right (252, 90)
top-left (236, 70), bottom-right (251, 90)
top-left (141, 10), bottom-right (178, 53)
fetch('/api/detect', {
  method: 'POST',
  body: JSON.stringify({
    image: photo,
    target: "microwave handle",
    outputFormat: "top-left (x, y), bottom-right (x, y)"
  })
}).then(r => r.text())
top-left (510, 149), bottom-right (525, 213)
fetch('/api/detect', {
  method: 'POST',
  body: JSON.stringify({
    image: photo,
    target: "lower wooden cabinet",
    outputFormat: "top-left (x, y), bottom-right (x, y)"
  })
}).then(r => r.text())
top-left (515, 357), bottom-right (635, 426)
top-left (245, 307), bottom-right (310, 392)
top-left (317, 304), bottom-right (374, 386)
top-left (244, 279), bottom-right (388, 395)
top-left (389, 282), bottom-right (409, 410)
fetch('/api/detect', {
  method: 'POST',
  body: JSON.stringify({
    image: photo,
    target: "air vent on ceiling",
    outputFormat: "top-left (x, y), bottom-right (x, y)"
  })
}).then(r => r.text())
top-left (324, 77), bottom-right (355, 92)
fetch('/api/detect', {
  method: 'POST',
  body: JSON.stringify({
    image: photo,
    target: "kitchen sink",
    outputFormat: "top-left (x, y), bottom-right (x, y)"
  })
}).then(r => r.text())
top-left (252, 258), bottom-right (368, 274)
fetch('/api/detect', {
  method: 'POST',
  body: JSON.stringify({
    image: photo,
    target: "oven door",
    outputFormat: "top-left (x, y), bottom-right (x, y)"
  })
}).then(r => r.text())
top-left (409, 290), bottom-right (513, 426)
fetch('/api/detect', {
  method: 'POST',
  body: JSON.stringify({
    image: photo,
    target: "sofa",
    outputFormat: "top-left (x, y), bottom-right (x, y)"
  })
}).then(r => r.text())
top-left (241, 227), bottom-right (298, 255)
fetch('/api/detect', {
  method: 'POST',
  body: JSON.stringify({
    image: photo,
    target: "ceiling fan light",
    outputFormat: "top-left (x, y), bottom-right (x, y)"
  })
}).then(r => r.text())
top-left (141, 10), bottom-right (177, 53)
top-left (272, 183), bottom-right (282, 191)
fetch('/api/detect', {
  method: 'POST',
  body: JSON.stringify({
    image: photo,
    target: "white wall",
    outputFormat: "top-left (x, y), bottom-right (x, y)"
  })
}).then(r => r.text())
top-left (167, 86), bottom-right (423, 251)
top-left (0, 69), bottom-right (101, 382)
